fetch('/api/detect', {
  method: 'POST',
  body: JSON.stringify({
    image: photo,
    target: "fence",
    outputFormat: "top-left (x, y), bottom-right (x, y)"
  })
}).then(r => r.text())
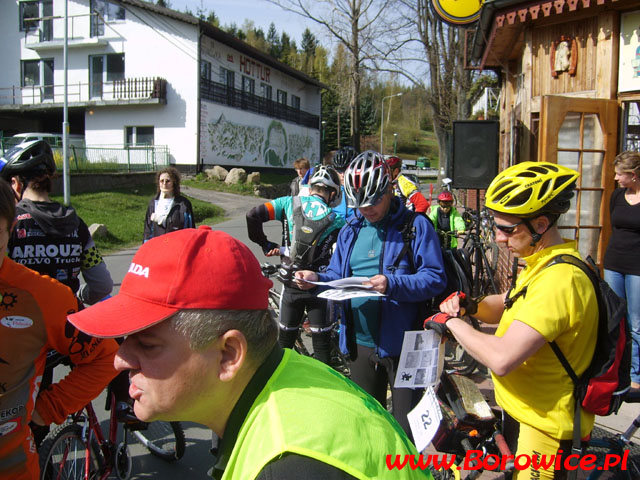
top-left (58, 145), bottom-right (170, 172)
top-left (0, 139), bottom-right (170, 173)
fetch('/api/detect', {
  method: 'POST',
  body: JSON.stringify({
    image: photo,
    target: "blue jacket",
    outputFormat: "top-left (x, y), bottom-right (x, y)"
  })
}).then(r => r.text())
top-left (318, 197), bottom-right (447, 358)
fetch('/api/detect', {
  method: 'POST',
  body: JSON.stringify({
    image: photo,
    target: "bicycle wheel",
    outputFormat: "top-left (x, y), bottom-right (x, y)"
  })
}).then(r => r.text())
top-left (39, 423), bottom-right (103, 480)
top-left (443, 316), bottom-right (480, 375)
top-left (132, 421), bottom-right (185, 462)
top-left (589, 426), bottom-right (640, 479)
top-left (293, 323), bottom-right (311, 357)
top-left (329, 327), bottom-right (350, 377)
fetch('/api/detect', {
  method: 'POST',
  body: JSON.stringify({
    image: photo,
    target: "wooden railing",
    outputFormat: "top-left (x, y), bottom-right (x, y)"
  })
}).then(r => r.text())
top-left (0, 77), bottom-right (167, 105)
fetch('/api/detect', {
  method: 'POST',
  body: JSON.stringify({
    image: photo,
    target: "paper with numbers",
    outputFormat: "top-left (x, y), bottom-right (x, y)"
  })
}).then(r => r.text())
top-left (394, 330), bottom-right (443, 389)
top-left (408, 386), bottom-right (443, 452)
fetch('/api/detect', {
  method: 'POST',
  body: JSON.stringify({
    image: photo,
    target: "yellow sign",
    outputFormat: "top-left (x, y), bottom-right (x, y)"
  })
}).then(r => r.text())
top-left (431, 0), bottom-right (484, 26)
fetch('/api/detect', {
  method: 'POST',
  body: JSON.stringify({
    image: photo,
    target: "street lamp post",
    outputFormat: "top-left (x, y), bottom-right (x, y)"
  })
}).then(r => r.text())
top-left (393, 133), bottom-right (398, 155)
top-left (321, 120), bottom-right (327, 158)
top-left (380, 92), bottom-right (403, 154)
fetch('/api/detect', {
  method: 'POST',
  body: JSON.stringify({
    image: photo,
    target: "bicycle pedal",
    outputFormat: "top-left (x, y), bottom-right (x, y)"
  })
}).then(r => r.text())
top-left (124, 420), bottom-right (149, 431)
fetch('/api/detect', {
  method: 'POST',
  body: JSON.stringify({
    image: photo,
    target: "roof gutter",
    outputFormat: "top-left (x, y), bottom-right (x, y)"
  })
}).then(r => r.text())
top-left (471, 0), bottom-right (529, 66)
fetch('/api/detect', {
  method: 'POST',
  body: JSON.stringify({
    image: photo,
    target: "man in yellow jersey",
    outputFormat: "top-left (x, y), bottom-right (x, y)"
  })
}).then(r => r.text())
top-left (432, 162), bottom-right (598, 479)
top-left (68, 226), bottom-right (431, 480)
top-left (386, 156), bottom-right (430, 213)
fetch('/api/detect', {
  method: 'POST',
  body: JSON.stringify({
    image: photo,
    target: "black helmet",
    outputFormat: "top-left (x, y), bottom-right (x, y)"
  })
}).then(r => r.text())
top-left (0, 140), bottom-right (56, 181)
top-left (332, 146), bottom-right (358, 172)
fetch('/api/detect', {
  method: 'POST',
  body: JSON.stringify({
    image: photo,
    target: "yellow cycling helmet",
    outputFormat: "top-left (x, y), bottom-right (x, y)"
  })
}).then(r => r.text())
top-left (485, 161), bottom-right (579, 217)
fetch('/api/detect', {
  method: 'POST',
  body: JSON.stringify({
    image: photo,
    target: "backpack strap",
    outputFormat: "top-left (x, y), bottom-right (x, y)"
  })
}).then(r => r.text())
top-left (543, 254), bottom-right (601, 470)
top-left (391, 211), bottom-right (417, 273)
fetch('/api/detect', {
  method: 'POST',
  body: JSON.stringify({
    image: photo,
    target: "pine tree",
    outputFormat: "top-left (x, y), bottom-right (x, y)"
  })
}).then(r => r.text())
top-left (267, 23), bottom-right (281, 58)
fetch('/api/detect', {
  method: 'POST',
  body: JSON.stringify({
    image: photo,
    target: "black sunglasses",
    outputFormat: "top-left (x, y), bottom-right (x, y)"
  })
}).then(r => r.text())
top-left (494, 220), bottom-right (524, 235)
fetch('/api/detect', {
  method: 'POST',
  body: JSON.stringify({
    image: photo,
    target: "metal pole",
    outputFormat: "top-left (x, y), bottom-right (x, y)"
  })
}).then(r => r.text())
top-left (380, 100), bottom-right (384, 154)
top-left (63, 0), bottom-right (70, 205)
top-left (380, 93), bottom-right (403, 154)
top-left (393, 133), bottom-right (398, 154)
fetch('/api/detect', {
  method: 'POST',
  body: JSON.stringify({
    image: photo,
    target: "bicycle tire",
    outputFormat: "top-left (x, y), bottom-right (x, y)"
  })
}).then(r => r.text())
top-left (39, 422), bottom-right (103, 480)
top-left (294, 322), bottom-right (311, 357)
top-left (443, 316), bottom-right (480, 375)
top-left (588, 426), bottom-right (640, 479)
top-left (132, 421), bottom-right (185, 462)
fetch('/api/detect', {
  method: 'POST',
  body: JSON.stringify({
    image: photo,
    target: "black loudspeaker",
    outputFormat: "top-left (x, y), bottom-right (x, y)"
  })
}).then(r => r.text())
top-left (451, 121), bottom-right (499, 189)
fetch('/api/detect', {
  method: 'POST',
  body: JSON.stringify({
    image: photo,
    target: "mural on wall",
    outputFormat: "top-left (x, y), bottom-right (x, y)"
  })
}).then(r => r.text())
top-left (207, 113), bottom-right (264, 163)
top-left (619, 11), bottom-right (640, 92)
top-left (202, 104), bottom-right (319, 168)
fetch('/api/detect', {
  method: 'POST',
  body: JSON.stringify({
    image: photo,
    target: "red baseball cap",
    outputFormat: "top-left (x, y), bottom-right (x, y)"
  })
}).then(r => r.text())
top-left (68, 226), bottom-right (273, 338)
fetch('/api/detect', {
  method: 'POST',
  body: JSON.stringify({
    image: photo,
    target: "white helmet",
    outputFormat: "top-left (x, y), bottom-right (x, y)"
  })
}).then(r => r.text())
top-left (310, 165), bottom-right (341, 197)
top-left (344, 150), bottom-right (391, 208)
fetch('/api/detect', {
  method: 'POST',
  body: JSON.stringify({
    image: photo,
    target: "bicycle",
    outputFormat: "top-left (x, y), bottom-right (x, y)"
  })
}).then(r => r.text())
top-left (38, 356), bottom-right (186, 480)
top-left (584, 390), bottom-right (640, 479)
top-left (261, 263), bottom-right (350, 377)
top-left (460, 206), bottom-right (499, 297)
top-left (427, 337), bottom-right (513, 479)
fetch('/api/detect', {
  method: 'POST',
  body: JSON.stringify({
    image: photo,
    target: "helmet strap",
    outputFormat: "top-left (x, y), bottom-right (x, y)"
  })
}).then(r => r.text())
top-left (524, 215), bottom-right (557, 247)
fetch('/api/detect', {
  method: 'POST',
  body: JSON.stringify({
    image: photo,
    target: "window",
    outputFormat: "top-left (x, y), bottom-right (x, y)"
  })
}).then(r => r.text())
top-left (277, 89), bottom-right (287, 105)
top-left (21, 60), bottom-right (40, 87)
top-left (622, 101), bottom-right (640, 152)
top-left (19, 1), bottom-right (39, 31)
top-left (91, 0), bottom-right (125, 20)
top-left (242, 76), bottom-right (255, 95)
top-left (200, 60), bottom-right (211, 82)
top-left (89, 53), bottom-right (124, 98)
top-left (91, 0), bottom-right (125, 36)
top-left (291, 95), bottom-right (300, 110)
top-left (21, 58), bottom-right (54, 99)
top-left (126, 126), bottom-right (154, 146)
top-left (261, 83), bottom-right (272, 101)
top-left (219, 67), bottom-right (235, 88)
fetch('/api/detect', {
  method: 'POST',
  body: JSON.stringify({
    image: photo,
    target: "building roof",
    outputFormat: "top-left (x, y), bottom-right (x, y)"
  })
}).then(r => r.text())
top-left (470, 0), bottom-right (637, 69)
top-left (119, 0), bottom-right (327, 89)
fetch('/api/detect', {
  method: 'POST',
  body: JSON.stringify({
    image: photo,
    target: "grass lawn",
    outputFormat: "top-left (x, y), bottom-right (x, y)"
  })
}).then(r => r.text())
top-left (53, 184), bottom-right (225, 253)
top-left (183, 170), bottom-right (292, 195)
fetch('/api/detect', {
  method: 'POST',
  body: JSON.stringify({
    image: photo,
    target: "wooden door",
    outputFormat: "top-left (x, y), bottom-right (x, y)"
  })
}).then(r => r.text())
top-left (539, 95), bottom-right (618, 265)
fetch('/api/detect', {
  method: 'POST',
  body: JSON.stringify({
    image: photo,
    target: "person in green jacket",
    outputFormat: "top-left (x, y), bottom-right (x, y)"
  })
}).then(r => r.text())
top-left (68, 226), bottom-right (431, 480)
top-left (428, 191), bottom-right (466, 249)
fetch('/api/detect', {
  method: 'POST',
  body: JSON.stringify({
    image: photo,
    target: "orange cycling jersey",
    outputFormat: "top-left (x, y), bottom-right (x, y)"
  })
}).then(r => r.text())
top-left (0, 258), bottom-right (118, 480)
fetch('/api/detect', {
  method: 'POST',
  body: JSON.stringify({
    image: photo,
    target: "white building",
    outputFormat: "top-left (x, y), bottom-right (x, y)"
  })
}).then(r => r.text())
top-left (0, 0), bottom-right (324, 171)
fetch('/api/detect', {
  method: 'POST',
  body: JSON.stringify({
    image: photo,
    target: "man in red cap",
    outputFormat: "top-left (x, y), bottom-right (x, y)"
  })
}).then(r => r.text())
top-left (68, 226), bottom-right (430, 480)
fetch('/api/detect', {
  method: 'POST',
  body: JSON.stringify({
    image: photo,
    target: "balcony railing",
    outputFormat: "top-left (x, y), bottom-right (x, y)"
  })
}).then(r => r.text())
top-left (0, 77), bottom-right (167, 106)
top-left (24, 13), bottom-right (106, 47)
top-left (200, 78), bottom-right (319, 129)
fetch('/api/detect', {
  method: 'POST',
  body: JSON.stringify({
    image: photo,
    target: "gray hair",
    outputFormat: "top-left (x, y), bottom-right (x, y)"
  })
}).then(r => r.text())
top-left (170, 309), bottom-right (277, 364)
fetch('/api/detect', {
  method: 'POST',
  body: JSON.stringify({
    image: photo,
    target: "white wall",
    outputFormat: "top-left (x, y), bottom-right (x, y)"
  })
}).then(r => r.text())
top-left (201, 36), bottom-right (321, 115)
top-left (81, 2), bottom-right (200, 165)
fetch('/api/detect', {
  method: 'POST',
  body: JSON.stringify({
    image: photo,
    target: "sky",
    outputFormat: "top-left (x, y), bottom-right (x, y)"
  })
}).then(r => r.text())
top-left (166, 0), bottom-right (322, 45)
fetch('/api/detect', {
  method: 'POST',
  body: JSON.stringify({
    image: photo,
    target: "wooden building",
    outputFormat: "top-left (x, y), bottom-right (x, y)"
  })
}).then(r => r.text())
top-left (468, 0), bottom-right (640, 265)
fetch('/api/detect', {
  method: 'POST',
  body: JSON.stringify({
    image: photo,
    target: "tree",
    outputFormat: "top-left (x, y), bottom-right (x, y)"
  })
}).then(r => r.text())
top-left (156, 0), bottom-right (171, 7)
top-left (267, 23), bottom-right (281, 58)
top-left (266, 0), bottom-right (395, 151)
top-left (383, 0), bottom-right (474, 171)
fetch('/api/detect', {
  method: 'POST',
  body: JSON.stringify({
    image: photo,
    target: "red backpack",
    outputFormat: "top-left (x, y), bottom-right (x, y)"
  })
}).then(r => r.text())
top-left (544, 255), bottom-right (631, 418)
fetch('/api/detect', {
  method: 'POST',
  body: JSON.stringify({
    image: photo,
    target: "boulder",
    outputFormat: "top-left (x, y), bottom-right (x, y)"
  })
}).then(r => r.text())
top-left (225, 168), bottom-right (247, 185)
top-left (246, 172), bottom-right (261, 184)
top-left (89, 223), bottom-right (109, 238)
top-left (253, 183), bottom-right (291, 199)
top-left (206, 165), bottom-right (228, 181)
